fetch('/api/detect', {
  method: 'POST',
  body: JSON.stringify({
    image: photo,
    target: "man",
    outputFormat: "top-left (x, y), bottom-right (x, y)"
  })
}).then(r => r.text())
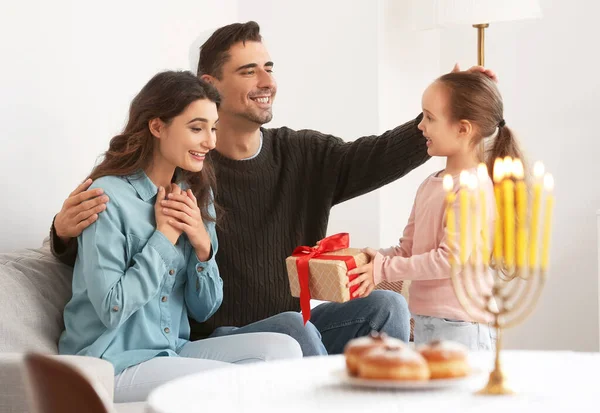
top-left (51, 21), bottom-right (496, 356)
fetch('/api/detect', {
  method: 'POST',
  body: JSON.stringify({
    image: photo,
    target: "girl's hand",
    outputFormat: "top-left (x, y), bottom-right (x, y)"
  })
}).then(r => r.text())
top-left (347, 248), bottom-right (378, 298)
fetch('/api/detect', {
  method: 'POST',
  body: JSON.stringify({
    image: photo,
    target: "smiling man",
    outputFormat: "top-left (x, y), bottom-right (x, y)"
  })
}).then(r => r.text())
top-left (50, 21), bottom-right (495, 357)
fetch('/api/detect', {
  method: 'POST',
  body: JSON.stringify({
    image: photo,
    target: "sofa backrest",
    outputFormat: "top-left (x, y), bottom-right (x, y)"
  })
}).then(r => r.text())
top-left (0, 240), bottom-right (73, 353)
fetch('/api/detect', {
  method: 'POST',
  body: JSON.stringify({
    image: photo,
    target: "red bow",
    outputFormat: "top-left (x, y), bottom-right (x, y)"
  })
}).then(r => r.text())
top-left (291, 233), bottom-right (360, 324)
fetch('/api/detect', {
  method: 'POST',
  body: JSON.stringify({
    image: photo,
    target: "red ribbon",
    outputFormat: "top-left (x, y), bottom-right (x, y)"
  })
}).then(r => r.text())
top-left (291, 233), bottom-right (360, 324)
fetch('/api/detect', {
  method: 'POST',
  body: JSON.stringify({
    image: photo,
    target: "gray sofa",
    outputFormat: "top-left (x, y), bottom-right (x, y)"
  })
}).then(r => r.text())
top-left (0, 241), bottom-right (145, 413)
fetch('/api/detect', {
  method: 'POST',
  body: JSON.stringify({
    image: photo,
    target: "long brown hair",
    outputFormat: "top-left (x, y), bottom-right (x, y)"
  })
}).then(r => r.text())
top-left (88, 70), bottom-right (221, 222)
top-left (437, 72), bottom-right (527, 179)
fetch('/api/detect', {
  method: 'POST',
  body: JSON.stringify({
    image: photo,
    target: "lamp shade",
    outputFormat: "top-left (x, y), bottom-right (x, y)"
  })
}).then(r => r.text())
top-left (411, 0), bottom-right (542, 30)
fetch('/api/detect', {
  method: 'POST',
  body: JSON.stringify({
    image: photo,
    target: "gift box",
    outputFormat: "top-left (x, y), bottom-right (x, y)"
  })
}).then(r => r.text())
top-left (286, 233), bottom-right (370, 323)
top-left (286, 247), bottom-right (369, 302)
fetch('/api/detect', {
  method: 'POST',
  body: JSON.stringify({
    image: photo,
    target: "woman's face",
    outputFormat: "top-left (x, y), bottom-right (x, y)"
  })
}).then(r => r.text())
top-left (153, 99), bottom-right (218, 173)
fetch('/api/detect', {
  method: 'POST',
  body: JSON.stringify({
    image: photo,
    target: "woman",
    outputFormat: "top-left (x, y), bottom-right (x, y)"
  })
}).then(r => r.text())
top-left (58, 70), bottom-right (302, 403)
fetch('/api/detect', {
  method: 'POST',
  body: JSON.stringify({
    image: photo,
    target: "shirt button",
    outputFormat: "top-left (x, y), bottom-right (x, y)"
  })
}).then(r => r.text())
top-left (112, 306), bottom-right (119, 312)
top-left (169, 269), bottom-right (175, 275)
top-left (161, 296), bottom-right (168, 302)
top-left (164, 327), bottom-right (170, 334)
top-left (196, 265), bottom-right (204, 273)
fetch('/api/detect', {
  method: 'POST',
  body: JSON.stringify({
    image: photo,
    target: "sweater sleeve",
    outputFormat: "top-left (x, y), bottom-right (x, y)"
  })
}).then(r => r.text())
top-left (372, 193), bottom-right (462, 284)
top-left (303, 114), bottom-right (429, 206)
top-left (49, 216), bottom-right (78, 267)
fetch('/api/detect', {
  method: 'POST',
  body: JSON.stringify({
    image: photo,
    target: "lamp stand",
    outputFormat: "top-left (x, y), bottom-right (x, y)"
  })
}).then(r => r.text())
top-left (473, 23), bottom-right (489, 66)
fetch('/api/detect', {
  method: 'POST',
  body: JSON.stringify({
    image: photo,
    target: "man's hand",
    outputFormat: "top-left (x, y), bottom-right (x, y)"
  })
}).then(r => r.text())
top-left (161, 187), bottom-right (211, 261)
top-left (54, 179), bottom-right (109, 243)
top-left (452, 63), bottom-right (498, 83)
top-left (347, 248), bottom-right (378, 298)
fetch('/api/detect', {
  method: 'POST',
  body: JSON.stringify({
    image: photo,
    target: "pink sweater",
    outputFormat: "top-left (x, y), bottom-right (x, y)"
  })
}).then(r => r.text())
top-left (373, 169), bottom-right (496, 323)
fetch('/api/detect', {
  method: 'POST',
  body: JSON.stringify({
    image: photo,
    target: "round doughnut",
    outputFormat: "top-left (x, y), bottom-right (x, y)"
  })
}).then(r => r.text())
top-left (357, 345), bottom-right (430, 381)
top-left (343, 332), bottom-right (405, 376)
top-left (417, 340), bottom-right (471, 379)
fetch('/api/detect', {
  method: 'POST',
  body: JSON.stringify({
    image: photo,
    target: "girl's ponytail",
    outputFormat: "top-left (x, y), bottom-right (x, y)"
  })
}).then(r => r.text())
top-left (485, 122), bottom-right (526, 179)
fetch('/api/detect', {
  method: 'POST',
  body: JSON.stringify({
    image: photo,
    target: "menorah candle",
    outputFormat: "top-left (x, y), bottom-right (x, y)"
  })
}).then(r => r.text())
top-left (513, 159), bottom-right (527, 268)
top-left (477, 163), bottom-right (490, 266)
top-left (541, 173), bottom-right (554, 271)
top-left (443, 174), bottom-right (456, 266)
top-left (459, 171), bottom-right (470, 265)
top-left (529, 162), bottom-right (545, 269)
top-left (468, 174), bottom-right (479, 265)
top-left (493, 158), bottom-right (504, 264)
top-left (502, 157), bottom-right (515, 269)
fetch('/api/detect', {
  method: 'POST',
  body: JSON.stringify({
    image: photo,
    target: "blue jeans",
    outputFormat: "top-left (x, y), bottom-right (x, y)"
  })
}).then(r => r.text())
top-left (209, 290), bottom-right (411, 356)
top-left (412, 314), bottom-right (497, 351)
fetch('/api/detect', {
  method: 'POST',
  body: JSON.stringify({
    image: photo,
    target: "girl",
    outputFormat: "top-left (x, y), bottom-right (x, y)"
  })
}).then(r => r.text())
top-left (348, 71), bottom-right (526, 350)
top-left (58, 71), bottom-right (301, 403)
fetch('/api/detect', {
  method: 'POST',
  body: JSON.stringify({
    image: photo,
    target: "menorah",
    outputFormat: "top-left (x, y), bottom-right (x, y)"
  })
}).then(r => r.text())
top-left (444, 157), bottom-right (554, 395)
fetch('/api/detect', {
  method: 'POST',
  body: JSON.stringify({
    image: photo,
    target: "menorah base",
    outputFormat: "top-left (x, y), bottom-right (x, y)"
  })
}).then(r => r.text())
top-left (477, 367), bottom-right (514, 395)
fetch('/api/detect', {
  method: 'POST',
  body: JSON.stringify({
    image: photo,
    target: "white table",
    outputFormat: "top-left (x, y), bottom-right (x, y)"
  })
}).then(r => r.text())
top-left (147, 350), bottom-right (599, 413)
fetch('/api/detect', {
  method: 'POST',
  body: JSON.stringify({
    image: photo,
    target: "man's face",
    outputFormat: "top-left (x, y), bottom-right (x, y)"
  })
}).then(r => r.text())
top-left (208, 41), bottom-right (277, 126)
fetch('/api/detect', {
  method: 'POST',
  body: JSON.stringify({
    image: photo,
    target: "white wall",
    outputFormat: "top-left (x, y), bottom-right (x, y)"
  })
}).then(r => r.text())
top-left (2, 0), bottom-right (598, 352)
top-left (0, 0), bottom-right (237, 251)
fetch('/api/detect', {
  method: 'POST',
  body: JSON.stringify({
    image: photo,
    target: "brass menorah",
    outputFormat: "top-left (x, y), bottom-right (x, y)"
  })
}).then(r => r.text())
top-left (444, 158), bottom-right (554, 395)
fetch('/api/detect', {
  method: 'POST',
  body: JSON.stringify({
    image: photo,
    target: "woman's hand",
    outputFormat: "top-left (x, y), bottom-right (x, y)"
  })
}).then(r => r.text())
top-left (155, 184), bottom-right (183, 245)
top-left (161, 187), bottom-right (211, 261)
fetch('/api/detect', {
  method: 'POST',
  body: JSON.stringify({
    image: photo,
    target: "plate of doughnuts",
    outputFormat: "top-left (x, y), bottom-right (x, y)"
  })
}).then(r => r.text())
top-left (337, 332), bottom-right (487, 390)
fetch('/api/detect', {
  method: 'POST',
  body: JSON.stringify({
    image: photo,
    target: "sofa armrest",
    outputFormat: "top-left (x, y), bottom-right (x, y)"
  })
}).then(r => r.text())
top-left (0, 353), bottom-right (115, 413)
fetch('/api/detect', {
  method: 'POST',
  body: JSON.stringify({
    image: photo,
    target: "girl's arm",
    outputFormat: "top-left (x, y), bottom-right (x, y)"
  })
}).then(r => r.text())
top-left (372, 195), bottom-right (462, 284)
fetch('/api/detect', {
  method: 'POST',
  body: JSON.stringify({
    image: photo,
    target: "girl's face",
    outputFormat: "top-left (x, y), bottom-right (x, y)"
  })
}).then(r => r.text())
top-left (151, 98), bottom-right (218, 173)
top-left (418, 81), bottom-right (470, 158)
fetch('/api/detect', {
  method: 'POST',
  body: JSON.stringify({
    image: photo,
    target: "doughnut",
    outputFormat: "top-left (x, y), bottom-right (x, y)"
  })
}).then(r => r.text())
top-left (343, 332), bottom-right (405, 376)
top-left (357, 345), bottom-right (430, 381)
top-left (417, 340), bottom-right (471, 379)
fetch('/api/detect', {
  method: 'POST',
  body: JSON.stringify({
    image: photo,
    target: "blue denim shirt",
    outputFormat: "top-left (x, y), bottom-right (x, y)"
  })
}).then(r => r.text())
top-left (58, 172), bottom-right (223, 375)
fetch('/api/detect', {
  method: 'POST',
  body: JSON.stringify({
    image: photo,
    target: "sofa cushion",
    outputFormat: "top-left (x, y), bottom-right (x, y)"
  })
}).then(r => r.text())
top-left (0, 240), bottom-right (73, 353)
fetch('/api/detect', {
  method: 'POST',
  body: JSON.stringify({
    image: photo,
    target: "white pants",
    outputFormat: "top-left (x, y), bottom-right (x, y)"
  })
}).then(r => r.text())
top-left (114, 332), bottom-right (302, 403)
top-left (412, 314), bottom-right (497, 351)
